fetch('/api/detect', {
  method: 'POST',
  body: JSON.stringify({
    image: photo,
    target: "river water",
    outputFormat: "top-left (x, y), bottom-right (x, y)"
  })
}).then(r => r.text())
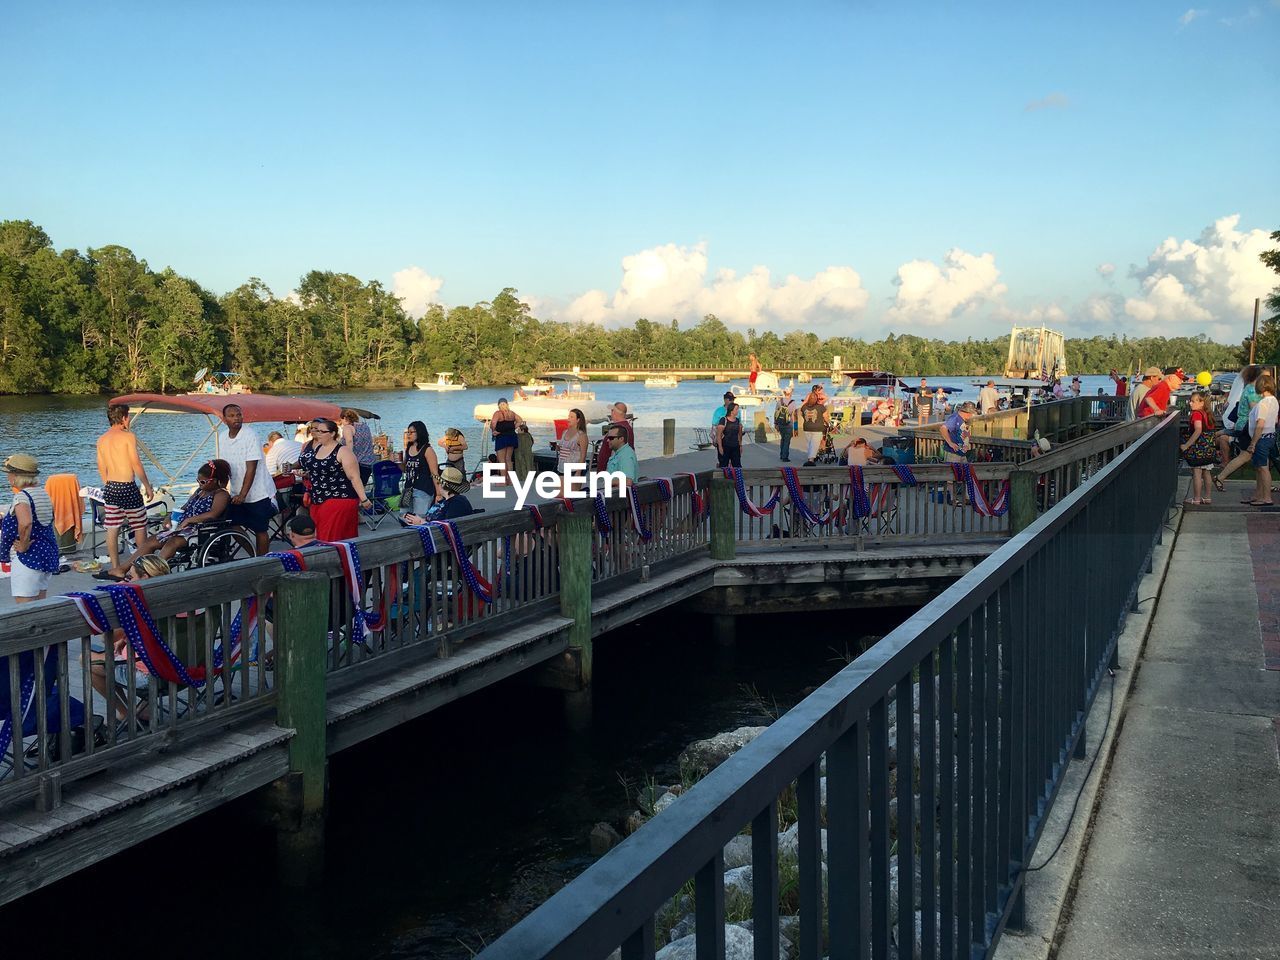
top-left (0, 376), bottom-right (1118, 487)
top-left (2, 606), bottom-right (913, 959)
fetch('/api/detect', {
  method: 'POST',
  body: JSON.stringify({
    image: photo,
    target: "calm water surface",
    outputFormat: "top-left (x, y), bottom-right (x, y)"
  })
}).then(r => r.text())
top-left (3, 608), bottom-right (912, 959)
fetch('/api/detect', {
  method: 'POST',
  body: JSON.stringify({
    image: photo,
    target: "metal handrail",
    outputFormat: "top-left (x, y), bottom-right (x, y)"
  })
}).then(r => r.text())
top-left (481, 412), bottom-right (1180, 960)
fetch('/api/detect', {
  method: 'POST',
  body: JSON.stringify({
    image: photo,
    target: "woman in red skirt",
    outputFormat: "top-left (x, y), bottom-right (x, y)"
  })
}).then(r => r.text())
top-left (297, 418), bottom-right (370, 541)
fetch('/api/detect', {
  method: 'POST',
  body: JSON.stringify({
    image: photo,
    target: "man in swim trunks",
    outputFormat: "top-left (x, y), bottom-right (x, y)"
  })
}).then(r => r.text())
top-left (748, 353), bottom-right (761, 395)
top-left (96, 403), bottom-right (154, 574)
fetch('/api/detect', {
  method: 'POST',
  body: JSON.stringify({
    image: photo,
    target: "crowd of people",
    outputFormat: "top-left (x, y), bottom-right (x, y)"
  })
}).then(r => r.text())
top-left (3, 362), bottom-right (1275, 605)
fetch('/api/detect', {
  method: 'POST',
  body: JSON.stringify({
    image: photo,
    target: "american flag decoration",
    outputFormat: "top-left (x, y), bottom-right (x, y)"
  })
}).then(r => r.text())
top-left (104, 583), bottom-right (207, 686)
top-left (592, 493), bottom-right (613, 535)
top-left (950, 463), bottom-right (1011, 517)
top-left (849, 465), bottom-right (873, 519)
top-left (724, 467), bottom-right (781, 518)
top-left (779, 466), bottom-right (843, 525)
top-left (891, 464), bottom-right (919, 486)
top-left (63, 591), bottom-right (110, 635)
top-left (628, 490), bottom-right (653, 541)
top-left (329, 539), bottom-right (389, 641)
top-left (678, 472), bottom-right (706, 519)
top-left (526, 504), bottom-right (547, 529)
top-left (433, 519), bottom-right (494, 604)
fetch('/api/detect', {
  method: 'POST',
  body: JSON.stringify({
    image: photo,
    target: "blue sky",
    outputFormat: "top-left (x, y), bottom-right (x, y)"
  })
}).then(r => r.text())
top-left (2, 1), bottom-right (1277, 341)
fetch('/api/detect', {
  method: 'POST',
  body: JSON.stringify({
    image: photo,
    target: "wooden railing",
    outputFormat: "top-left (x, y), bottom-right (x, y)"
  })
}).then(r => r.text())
top-left (0, 561), bottom-right (278, 811)
top-left (728, 465), bottom-right (1013, 544)
top-left (910, 394), bottom-right (1130, 463)
top-left (0, 414), bottom-right (1153, 811)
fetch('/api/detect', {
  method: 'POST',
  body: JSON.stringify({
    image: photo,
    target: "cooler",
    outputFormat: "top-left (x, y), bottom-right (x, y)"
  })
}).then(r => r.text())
top-left (880, 436), bottom-right (915, 465)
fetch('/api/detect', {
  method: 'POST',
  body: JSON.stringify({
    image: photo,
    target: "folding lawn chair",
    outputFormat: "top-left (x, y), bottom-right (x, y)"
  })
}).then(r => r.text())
top-left (364, 461), bottom-right (404, 530)
top-left (859, 482), bottom-right (899, 536)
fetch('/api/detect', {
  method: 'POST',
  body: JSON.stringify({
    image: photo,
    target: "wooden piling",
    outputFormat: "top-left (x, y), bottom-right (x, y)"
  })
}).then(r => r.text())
top-left (1009, 472), bottom-right (1037, 535)
top-left (709, 476), bottom-right (736, 561)
top-left (663, 418), bottom-right (676, 456)
top-left (274, 571), bottom-right (329, 884)
top-left (559, 510), bottom-right (594, 685)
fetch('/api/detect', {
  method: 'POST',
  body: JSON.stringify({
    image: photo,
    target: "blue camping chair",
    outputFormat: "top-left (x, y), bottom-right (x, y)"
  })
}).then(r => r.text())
top-left (363, 461), bottom-right (405, 530)
top-left (0, 649), bottom-right (90, 780)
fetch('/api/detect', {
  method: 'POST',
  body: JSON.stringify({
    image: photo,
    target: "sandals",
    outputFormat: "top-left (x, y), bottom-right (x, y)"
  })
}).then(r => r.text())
top-left (92, 570), bottom-right (125, 581)
top-left (1183, 498), bottom-right (1202, 505)
top-left (1211, 474), bottom-right (1226, 493)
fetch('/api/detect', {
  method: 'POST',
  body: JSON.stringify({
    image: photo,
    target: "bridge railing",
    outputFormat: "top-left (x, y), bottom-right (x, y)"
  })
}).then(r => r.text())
top-left (728, 464), bottom-right (1012, 545)
top-left (591, 473), bottom-right (712, 584)
top-left (480, 411), bottom-right (1180, 960)
top-left (0, 558), bottom-right (279, 811)
top-left (0, 474), bottom-right (725, 803)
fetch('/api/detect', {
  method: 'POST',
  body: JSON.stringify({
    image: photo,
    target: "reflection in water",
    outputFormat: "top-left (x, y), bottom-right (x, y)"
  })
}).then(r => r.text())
top-left (3, 607), bottom-right (910, 959)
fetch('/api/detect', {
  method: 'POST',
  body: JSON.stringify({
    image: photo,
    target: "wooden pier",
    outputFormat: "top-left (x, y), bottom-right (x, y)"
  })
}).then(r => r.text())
top-left (0, 396), bottom-right (1141, 906)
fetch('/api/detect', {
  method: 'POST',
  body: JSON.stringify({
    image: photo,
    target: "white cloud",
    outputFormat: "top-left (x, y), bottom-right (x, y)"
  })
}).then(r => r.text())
top-left (1097, 263), bottom-right (1116, 279)
top-left (884, 249), bottom-right (1008, 327)
top-left (392, 265), bottom-right (445, 319)
top-left (1123, 214), bottom-right (1274, 340)
top-left (562, 242), bottom-right (870, 328)
top-left (1179, 8), bottom-right (1207, 26)
top-left (1025, 92), bottom-right (1070, 112)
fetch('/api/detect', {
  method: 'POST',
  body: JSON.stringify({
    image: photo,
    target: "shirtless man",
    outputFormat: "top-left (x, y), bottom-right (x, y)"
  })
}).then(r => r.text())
top-left (748, 353), bottom-right (762, 395)
top-left (95, 404), bottom-right (153, 573)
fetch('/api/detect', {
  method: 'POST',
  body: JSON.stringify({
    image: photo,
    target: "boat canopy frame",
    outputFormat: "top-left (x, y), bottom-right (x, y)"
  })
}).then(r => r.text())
top-left (109, 393), bottom-right (379, 487)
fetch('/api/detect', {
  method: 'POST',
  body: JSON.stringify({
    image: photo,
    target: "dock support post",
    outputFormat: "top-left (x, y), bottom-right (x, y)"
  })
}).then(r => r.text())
top-left (709, 477), bottom-right (736, 561)
top-left (274, 571), bottom-right (330, 886)
top-left (559, 510), bottom-right (594, 685)
top-left (1009, 471), bottom-right (1037, 535)
top-left (663, 418), bottom-right (676, 456)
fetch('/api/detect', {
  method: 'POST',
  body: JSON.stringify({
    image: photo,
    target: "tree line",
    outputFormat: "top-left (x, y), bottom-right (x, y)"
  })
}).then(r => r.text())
top-left (0, 218), bottom-right (1265, 396)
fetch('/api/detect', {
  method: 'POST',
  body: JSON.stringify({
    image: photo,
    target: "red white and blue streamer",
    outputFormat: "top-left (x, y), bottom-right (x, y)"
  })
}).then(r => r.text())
top-left (849, 466), bottom-right (872, 519)
top-left (104, 583), bottom-right (207, 686)
top-left (779, 467), bottom-right (843, 525)
top-left (628, 490), bottom-right (653, 541)
top-left (723, 467), bottom-right (781, 518)
top-left (592, 493), bottom-right (613, 535)
top-left (433, 519), bottom-right (494, 604)
top-left (950, 463), bottom-right (1010, 517)
top-left (891, 464), bottom-right (918, 486)
top-left (679, 472), bottom-right (706, 519)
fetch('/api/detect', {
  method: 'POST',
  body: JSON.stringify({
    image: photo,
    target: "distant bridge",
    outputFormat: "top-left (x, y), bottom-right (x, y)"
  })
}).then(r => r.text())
top-left (541, 364), bottom-right (836, 382)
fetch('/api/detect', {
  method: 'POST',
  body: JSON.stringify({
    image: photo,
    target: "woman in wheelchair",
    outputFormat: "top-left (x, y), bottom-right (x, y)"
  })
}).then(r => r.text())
top-left (94, 460), bottom-right (231, 581)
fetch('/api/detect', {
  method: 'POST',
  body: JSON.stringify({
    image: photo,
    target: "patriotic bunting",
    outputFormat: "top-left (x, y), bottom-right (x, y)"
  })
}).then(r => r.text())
top-left (891, 464), bottom-right (919, 486)
top-left (849, 465), bottom-right (872, 519)
top-left (950, 463), bottom-right (1011, 517)
top-left (779, 466), bottom-right (844, 525)
top-left (723, 467), bottom-right (781, 518)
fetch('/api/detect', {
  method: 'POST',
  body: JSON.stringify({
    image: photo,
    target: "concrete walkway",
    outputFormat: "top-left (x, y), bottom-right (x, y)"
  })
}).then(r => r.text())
top-left (1056, 504), bottom-right (1280, 958)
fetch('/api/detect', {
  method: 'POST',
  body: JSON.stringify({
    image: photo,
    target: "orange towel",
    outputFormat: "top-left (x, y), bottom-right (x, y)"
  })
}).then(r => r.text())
top-left (44, 473), bottom-right (83, 542)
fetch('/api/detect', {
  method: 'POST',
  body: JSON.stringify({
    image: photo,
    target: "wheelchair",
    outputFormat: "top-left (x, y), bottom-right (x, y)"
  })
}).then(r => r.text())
top-left (166, 521), bottom-right (257, 572)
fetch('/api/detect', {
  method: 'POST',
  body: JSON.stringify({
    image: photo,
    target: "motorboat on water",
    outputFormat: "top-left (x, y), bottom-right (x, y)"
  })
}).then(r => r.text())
top-left (521, 377), bottom-right (555, 396)
top-left (473, 376), bottom-right (611, 423)
top-left (645, 375), bottom-right (678, 388)
top-left (729, 371), bottom-right (782, 406)
top-left (187, 368), bottom-right (253, 396)
top-left (415, 372), bottom-right (467, 391)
